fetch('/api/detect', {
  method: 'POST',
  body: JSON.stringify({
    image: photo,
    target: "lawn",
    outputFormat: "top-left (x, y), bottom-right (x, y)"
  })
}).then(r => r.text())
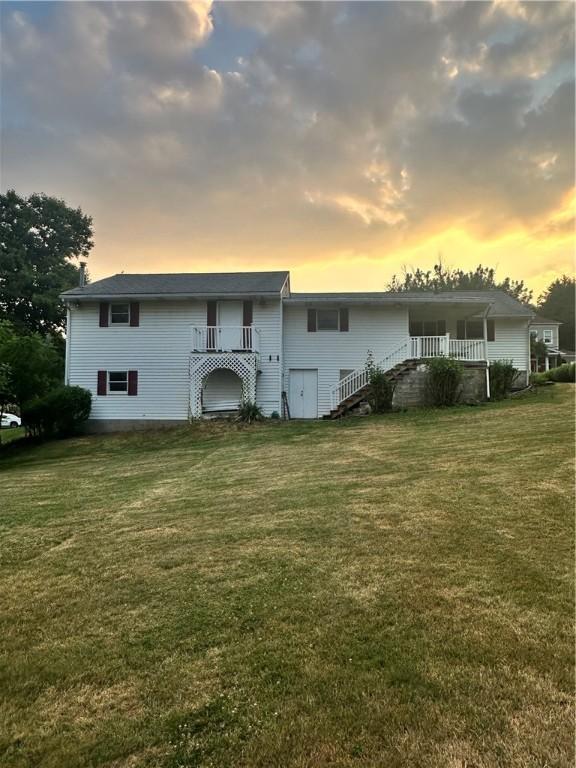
top-left (0, 386), bottom-right (573, 768)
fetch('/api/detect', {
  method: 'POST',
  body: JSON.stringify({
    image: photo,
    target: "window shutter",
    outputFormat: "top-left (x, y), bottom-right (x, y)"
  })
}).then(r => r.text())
top-left (128, 370), bottom-right (138, 396)
top-left (129, 302), bottom-right (140, 327)
top-left (339, 308), bottom-right (349, 332)
top-left (307, 309), bottom-right (317, 332)
top-left (456, 320), bottom-right (466, 340)
top-left (99, 302), bottom-right (109, 327)
top-left (207, 300), bottom-right (217, 326)
top-left (97, 370), bottom-right (107, 396)
top-left (243, 300), bottom-right (253, 326)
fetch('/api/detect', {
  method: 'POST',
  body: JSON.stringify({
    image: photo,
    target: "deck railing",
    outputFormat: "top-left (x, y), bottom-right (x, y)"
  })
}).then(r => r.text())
top-left (191, 326), bottom-right (260, 353)
top-left (330, 334), bottom-right (488, 410)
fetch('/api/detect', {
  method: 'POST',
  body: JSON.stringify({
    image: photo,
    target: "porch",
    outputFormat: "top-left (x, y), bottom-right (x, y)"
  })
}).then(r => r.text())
top-left (191, 325), bottom-right (260, 354)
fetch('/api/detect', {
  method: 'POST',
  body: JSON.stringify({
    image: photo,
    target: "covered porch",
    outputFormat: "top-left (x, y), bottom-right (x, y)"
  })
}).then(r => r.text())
top-left (407, 299), bottom-right (493, 361)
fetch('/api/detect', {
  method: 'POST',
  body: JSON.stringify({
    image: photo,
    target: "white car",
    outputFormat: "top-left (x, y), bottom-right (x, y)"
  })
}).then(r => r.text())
top-left (1, 413), bottom-right (21, 428)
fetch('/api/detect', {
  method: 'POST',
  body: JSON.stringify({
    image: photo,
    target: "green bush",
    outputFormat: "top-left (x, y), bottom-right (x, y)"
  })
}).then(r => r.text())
top-left (365, 353), bottom-right (395, 413)
top-left (548, 363), bottom-right (575, 383)
top-left (23, 386), bottom-right (92, 438)
top-left (530, 371), bottom-right (550, 386)
top-left (235, 400), bottom-right (264, 424)
top-left (489, 360), bottom-right (518, 400)
top-left (426, 357), bottom-right (463, 407)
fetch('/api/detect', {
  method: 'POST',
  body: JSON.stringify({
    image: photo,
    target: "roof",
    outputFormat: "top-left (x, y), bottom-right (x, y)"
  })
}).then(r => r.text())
top-left (530, 314), bottom-right (562, 325)
top-left (286, 290), bottom-right (534, 318)
top-left (62, 271), bottom-right (290, 299)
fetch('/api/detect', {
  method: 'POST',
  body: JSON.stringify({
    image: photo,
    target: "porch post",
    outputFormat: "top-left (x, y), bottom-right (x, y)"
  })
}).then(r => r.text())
top-left (445, 332), bottom-right (450, 356)
top-left (545, 355), bottom-right (550, 372)
top-left (482, 315), bottom-right (488, 361)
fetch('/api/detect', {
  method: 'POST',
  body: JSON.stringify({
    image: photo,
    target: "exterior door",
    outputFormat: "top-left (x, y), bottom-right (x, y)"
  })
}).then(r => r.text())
top-left (218, 301), bottom-right (243, 349)
top-left (289, 369), bottom-right (318, 419)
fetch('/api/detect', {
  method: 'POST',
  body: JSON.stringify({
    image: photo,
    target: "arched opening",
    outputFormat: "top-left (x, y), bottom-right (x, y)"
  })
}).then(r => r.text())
top-left (202, 368), bottom-right (243, 414)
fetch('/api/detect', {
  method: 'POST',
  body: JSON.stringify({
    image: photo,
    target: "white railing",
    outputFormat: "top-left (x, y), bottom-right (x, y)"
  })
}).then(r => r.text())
top-left (449, 338), bottom-right (486, 361)
top-left (330, 341), bottom-right (410, 410)
top-left (330, 334), bottom-right (488, 410)
top-left (191, 326), bottom-right (260, 353)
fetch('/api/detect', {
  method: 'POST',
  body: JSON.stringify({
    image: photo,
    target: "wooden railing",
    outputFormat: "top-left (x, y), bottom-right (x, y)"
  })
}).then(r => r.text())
top-left (191, 326), bottom-right (260, 353)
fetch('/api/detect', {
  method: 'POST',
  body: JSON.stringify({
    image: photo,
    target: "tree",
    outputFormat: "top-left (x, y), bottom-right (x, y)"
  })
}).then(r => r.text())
top-left (387, 263), bottom-right (532, 304)
top-left (538, 276), bottom-right (575, 351)
top-left (0, 321), bottom-right (62, 412)
top-left (0, 189), bottom-right (93, 336)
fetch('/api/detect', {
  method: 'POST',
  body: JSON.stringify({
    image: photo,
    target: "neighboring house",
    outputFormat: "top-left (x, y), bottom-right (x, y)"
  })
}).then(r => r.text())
top-left (61, 272), bottom-right (534, 430)
top-left (529, 315), bottom-right (563, 371)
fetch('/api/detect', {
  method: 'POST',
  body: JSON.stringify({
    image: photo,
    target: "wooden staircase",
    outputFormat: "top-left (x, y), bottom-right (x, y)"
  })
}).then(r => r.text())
top-left (326, 359), bottom-right (420, 419)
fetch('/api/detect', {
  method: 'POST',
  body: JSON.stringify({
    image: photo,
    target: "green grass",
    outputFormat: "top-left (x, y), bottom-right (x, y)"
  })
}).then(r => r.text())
top-left (0, 386), bottom-right (574, 768)
top-left (0, 426), bottom-right (25, 445)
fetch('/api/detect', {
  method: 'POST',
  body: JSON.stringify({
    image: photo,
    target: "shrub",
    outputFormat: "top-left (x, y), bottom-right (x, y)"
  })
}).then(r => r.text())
top-left (426, 357), bottom-right (463, 407)
top-left (235, 400), bottom-right (264, 424)
top-left (270, 411), bottom-right (280, 420)
top-left (548, 362), bottom-right (575, 383)
top-left (365, 352), bottom-right (395, 413)
top-left (530, 371), bottom-right (550, 386)
top-left (23, 385), bottom-right (92, 438)
top-left (489, 360), bottom-right (518, 400)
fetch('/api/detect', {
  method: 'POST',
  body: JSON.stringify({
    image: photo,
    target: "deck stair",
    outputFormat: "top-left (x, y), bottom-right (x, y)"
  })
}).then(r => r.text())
top-left (326, 359), bottom-right (420, 419)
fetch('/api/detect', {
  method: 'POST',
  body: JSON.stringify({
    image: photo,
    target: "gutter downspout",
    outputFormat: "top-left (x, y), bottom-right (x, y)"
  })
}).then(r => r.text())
top-left (64, 305), bottom-right (71, 386)
top-left (482, 307), bottom-right (491, 400)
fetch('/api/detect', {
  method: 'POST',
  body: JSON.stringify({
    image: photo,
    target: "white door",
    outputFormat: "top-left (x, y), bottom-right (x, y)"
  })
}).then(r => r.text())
top-left (218, 301), bottom-right (243, 349)
top-left (289, 369), bottom-right (318, 419)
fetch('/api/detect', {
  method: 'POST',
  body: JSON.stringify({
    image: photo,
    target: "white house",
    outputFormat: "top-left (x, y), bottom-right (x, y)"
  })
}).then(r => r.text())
top-left (61, 271), bottom-right (534, 430)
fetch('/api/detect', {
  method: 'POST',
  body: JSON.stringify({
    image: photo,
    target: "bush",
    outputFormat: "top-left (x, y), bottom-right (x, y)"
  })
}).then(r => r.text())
top-left (549, 362), bottom-right (575, 383)
top-left (22, 385), bottom-right (92, 438)
top-left (530, 371), bottom-right (550, 386)
top-left (426, 357), bottom-right (463, 407)
top-left (489, 360), bottom-right (518, 400)
top-left (235, 400), bottom-right (264, 424)
top-left (365, 353), bottom-right (395, 413)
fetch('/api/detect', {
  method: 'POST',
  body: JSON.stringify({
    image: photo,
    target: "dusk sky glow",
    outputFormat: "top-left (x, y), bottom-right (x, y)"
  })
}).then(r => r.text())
top-left (1, 1), bottom-right (574, 295)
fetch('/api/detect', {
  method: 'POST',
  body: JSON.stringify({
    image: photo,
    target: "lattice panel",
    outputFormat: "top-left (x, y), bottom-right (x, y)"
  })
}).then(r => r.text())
top-left (189, 352), bottom-right (258, 418)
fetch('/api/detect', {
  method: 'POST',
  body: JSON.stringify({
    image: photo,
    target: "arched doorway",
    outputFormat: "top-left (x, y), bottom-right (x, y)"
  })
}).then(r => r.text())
top-left (202, 368), bottom-right (243, 414)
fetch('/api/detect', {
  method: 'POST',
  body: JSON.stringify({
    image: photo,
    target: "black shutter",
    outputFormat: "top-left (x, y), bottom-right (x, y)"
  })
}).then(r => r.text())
top-left (129, 302), bottom-right (140, 327)
top-left (243, 300), bottom-right (253, 326)
top-left (307, 309), bottom-right (317, 332)
top-left (339, 308), bottom-right (349, 332)
top-left (206, 301), bottom-right (217, 326)
top-left (99, 302), bottom-right (109, 327)
top-left (128, 370), bottom-right (138, 396)
top-left (97, 370), bottom-right (107, 396)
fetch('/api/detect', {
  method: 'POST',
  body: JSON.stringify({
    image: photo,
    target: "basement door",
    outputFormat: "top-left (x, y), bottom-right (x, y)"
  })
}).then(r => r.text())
top-left (289, 369), bottom-right (318, 419)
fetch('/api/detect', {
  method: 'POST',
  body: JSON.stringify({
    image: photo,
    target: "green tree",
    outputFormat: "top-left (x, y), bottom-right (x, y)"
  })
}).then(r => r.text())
top-left (538, 276), bottom-right (575, 351)
top-left (0, 189), bottom-right (93, 336)
top-left (387, 263), bottom-right (532, 304)
top-left (0, 321), bottom-right (62, 412)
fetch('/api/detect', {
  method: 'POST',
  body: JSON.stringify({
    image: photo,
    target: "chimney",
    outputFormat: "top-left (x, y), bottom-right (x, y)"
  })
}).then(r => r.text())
top-left (79, 261), bottom-right (86, 288)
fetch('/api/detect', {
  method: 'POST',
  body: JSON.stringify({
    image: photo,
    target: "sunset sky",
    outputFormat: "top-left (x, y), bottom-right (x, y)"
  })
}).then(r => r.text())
top-left (1, 1), bottom-right (574, 297)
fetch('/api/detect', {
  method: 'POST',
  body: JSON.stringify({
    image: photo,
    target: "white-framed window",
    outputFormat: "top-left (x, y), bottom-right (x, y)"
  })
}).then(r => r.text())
top-left (110, 303), bottom-right (130, 324)
top-left (530, 329), bottom-right (539, 339)
top-left (108, 371), bottom-right (128, 393)
top-left (543, 329), bottom-right (553, 344)
top-left (317, 309), bottom-right (340, 331)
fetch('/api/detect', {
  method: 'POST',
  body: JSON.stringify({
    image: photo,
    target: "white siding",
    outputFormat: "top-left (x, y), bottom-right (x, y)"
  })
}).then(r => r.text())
top-left (487, 318), bottom-right (530, 384)
top-left (68, 298), bottom-right (282, 421)
top-left (283, 304), bottom-right (408, 416)
top-left (530, 323), bottom-right (559, 348)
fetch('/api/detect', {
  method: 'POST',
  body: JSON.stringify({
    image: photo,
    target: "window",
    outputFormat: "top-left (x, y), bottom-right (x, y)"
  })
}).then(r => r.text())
top-left (317, 309), bottom-right (339, 331)
top-left (409, 319), bottom-right (446, 337)
top-left (110, 303), bottom-right (130, 324)
top-left (543, 329), bottom-right (553, 344)
top-left (307, 308), bottom-right (349, 332)
top-left (108, 371), bottom-right (128, 393)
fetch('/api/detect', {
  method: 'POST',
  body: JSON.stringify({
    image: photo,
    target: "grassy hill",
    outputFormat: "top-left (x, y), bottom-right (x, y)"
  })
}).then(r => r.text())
top-left (1, 386), bottom-right (574, 767)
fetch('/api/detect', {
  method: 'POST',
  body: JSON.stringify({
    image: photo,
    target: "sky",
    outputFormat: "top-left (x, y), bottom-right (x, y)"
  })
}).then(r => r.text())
top-left (1, 0), bottom-right (574, 297)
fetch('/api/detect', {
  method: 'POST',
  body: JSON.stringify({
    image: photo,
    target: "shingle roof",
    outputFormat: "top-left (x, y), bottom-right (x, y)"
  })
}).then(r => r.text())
top-left (287, 290), bottom-right (534, 318)
top-left (530, 314), bottom-right (562, 325)
top-left (62, 271), bottom-right (290, 298)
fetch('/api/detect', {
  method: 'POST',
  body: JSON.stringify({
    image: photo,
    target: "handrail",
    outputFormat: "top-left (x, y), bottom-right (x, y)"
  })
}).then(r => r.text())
top-left (329, 340), bottom-right (410, 410)
top-left (191, 325), bottom-right (260, 353)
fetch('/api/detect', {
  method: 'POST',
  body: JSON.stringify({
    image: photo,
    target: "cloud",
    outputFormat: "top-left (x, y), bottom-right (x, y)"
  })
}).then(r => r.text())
top-left (0, 0), bottom-right (573, 287)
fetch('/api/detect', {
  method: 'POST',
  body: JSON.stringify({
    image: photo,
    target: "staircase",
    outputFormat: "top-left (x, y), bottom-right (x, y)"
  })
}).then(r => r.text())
top-left (326, 358), bottom-right (420, 420)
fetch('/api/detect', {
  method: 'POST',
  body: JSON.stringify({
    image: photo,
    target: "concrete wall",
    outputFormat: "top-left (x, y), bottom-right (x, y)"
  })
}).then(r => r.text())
top-left (393, 362), bottom-right (488, 409)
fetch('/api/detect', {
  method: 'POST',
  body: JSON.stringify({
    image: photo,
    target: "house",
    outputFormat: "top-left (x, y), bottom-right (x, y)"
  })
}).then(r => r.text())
top-left (529, 315), bottom-right (563, 372)
top-left (61, 271), bottom-right (534, 430)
